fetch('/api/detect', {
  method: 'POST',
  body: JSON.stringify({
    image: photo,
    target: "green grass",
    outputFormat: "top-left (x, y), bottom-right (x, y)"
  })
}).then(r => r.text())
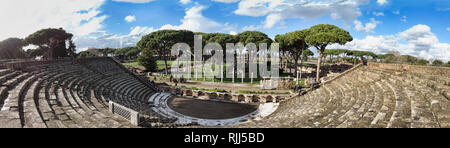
top-left (155, 68), bottom-right (293, 84)
top-left (237, 90), bottom-right (290, 95)
top-left (157, 60), bottom-right (175, 71)
top-left (123, 60), bottom-right (175, 71)
top-left (122, 62), bottom-right (139, 67)
top-left (153, 61), bottom-right (295, 84)
top-left (179, 63), bottom-right (293, 84)
top-left (292, 79), bottom-right (308, 87)
top-left (179, 85), bottom-right (227, 93)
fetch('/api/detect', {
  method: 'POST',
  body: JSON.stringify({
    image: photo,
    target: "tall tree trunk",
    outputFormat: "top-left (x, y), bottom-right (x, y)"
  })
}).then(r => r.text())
top-left (330, 55), bottom-right (333, 64)
top-left (322, 56), bottom-right (326, 66)
top-left (299, 50), bottom-right (304, 81)
top-left (280, 52), bottom-right (284, 71)
top-left (289, 60), bottom-right (293, 73)
top-left (285, 57), bottom-right (289, 73)
top-left (316, 50), bottom-right (323, 82)
top-left (164, 53), bottom-right (169, 75)
top-left (294, 54), bottom-right (299, 78)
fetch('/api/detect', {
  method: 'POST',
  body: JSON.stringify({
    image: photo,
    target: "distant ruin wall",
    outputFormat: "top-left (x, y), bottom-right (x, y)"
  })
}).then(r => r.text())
top-left (157, 85), bottom-right (290, 103)
top-left (321, 64), bottom-right (362, 85)
top-left (4, 59), bottom-right (70, 70)
top-left (369, 63), bottom-right (450, 77)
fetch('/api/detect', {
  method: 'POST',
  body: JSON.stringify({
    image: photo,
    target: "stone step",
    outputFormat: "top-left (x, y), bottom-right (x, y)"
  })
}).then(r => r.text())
top-left (385, 77), bottom-right (412, 128)
top-left (47, 71), bottom-right (97, 128)
top-left (315, 74), bottom-right (367, 127)
top-left (0, 71), bottom-right (20, 85)
top-left (336, 82), bottom-right (375, 128)
top-left (0, 75), bottom-right (35, 128)
top-left (404, 83), bottom-right (439, 128)
top-left (369, 79), bottom-right (396, 128)
top-left (354, 81), bottom-right (385, 127)
top-left (0, 69), bottom-right (12, 76)
top-left (36, 72), bottom-right (66, 128)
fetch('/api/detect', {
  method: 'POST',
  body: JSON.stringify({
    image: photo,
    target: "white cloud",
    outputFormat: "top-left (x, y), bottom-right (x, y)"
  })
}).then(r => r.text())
top-left (212, 0), bottom-right (240, 3)
top-left (160, 5), bottom-right (237, 33)
top-left (223, 22), bottom-right (239, 34)
top-left (264, 13), bottom-right (284, 29)
top-left (377, 0), bottom-right (387, 5)
top-left (73, 16), bottom-right (108, 36)
top-left (161, 5), bottom-right (221, 32)
top-left (75, 26), bottom-right (155, 51)
top-left (372, 11), bottom-right (384, 16)
top-left (401, 16), bottom-right (407, 23)
top-left (77, 4), bottom-right (239, 51)
top-left (241, 25), bottom-right (258, 31)
top-left (0, 0), bottom-right (146, 51)
top-left (447, 27), bottom-right (450, 31)
top-left (74, 32), bottom-right (136, 51)
top-left (180, 0), bottom-right (191, 4)
top-left (393, 10), bottom-right (400, 15)
top-left (354, 18), bottom-right (381, 34)
top-left (0, 0), bottom-right (106, 41)
top-left (129, 26), bottom-right (156, 36)
top-left (230, 31), bottom-right (238, 35)
top-left (330, 24), bottom-right (450, 62)
top-left (112, 0), bottom-right (155, 3)
top-left (398, 24), bottom-right (438, 51)
top-left (231, 0), bottom-right (366, 29)
top-left (234, 0), bottom-right (276, 17)
top-left (125, 15), bottom-right (136, 23)
top-left (329, 35), bottom-right (399, 54)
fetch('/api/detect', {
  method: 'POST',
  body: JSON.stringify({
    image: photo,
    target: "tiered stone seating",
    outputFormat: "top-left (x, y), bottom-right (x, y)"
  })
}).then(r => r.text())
top-left (0, 57), bottom-right (166, 128)
top-left (2, 58), bottom-right (448, 128)
top-left (234, 64), bottom-right (449, 128)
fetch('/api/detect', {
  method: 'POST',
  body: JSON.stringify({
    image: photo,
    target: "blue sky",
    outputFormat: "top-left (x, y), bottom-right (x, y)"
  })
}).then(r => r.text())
top-left (0, 0), bottom-right (449, 61)
top-left (98, 0), bottom-right (450, 40)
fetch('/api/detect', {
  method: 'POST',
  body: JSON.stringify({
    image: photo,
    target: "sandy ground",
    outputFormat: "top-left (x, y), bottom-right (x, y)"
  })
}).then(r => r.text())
top-left (167, 97), bottom-right (258, 120)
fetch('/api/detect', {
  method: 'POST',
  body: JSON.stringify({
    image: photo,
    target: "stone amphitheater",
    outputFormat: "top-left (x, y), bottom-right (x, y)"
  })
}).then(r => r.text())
top-left (0, 57), bottom-right (449, 128)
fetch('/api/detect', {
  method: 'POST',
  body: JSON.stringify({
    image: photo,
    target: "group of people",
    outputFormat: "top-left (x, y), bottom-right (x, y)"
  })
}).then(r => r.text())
top-left (292, 85), bottom-right (303, 94)
top-left (169, 75), bottom-right (187, 86)
top-left (360, 57), bottom-right (368, 66)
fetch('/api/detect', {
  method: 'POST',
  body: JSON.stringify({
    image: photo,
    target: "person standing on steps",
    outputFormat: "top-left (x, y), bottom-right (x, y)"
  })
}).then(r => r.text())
top-left (363, 57), bottom-right (368, 66)
top-left (296, 85), bottom-right (303, 94)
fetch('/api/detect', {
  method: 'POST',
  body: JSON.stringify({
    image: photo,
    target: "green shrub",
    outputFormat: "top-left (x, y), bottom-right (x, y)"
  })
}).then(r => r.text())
top-left (432, 60), bottom-right (444, 66)
top-left (137, 54), bottom-right (157, 72)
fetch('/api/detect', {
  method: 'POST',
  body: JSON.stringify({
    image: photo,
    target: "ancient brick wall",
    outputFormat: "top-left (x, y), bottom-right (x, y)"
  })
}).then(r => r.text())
top-left (369, 62), bottom-right (450, 77)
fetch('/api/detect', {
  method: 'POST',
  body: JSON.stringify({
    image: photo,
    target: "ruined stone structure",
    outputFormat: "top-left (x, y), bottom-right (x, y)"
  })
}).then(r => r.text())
top-left (157, 85), bottom-right (290, 103)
